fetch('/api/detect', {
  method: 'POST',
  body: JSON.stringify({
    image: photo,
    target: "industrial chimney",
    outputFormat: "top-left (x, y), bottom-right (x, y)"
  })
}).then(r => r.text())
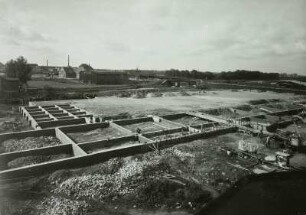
top-left (68, 55), bottom-right (70, 67)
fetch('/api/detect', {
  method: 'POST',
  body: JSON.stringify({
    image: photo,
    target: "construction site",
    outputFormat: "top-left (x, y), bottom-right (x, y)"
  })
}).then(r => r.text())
top-left (0, 89), bottom-right (306, 215)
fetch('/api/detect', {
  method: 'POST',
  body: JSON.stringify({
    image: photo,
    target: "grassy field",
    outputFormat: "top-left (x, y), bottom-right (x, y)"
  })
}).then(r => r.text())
top-left (28, 79), bottom-right (130, 89)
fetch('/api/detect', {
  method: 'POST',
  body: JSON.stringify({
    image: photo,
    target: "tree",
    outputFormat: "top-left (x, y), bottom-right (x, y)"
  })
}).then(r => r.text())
top-left (5, 56), bottom-right (32, 85)
top-left (79, 63), bottom-right (93, 71)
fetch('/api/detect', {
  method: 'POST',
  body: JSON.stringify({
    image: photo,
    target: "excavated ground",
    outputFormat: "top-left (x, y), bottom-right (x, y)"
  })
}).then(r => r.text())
top-left (1, 92), bottom-right (306, 215)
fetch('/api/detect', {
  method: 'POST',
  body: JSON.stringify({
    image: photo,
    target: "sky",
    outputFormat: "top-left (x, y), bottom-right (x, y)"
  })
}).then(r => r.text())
top-left (0, 0), bottom-right (306, 74)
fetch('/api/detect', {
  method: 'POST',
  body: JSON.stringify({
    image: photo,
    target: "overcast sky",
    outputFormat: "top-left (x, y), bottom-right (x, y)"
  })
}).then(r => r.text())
top-left (0, 0), bottom-right (305, 74)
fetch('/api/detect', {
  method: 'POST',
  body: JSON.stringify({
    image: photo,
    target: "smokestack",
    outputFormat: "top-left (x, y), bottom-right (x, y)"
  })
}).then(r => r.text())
top-left (68, 55), bottom-right (70, 67)
top-left (47, 59), bottom-right (48, 67)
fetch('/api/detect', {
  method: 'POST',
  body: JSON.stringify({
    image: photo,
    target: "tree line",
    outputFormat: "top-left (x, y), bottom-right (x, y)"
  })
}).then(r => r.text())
top-left (4, 56), bottom-right (32, 85)
top-left (165, 69), bottom-right (280, 80)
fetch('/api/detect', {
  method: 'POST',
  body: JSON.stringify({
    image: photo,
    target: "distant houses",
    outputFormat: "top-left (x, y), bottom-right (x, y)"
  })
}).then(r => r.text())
top-left (58, 67), bottom-right (77, 79)
top-left (28, 63), bottom-right (128, 85)
top-left (80, 69), bottom-right (128, 85)
top-left (0, 62), bottom-right (5, 75)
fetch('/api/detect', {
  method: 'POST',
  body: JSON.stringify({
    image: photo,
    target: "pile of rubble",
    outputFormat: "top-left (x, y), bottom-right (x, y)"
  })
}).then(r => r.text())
top-left (37, 196), bottom-right (89, 215)
top-left (1, 136), bottom-right (62, 153)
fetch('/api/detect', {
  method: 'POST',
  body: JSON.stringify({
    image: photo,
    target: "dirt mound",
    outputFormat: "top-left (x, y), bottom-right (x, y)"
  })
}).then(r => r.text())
top-left (203, 108), bottom-right (234, 116)
top-left (37, 196), bottom-right (89, 215)
top-left (163, 92), bottom-right (176, 97)
top-left (131, 92), bottom-right (146, 99)
top-left (249, 99), bottom-right (268, 105)
top-left (178, 91), bottom-right (191, 96)
top-left (135, 177), bottom-right (211, 210)
top-left (147, 92), bottom-right (163, 98)
top-left (235, 104), bottom-right (253, 111)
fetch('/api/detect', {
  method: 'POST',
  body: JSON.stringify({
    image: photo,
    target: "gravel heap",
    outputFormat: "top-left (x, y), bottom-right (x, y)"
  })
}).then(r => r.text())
top-left (53, 148), bottom-right (196, 201)
top-left (53, 157), bottom-right (160, 200)
top-left (37, 196), bottom-right (89, 215)
top-left (51, 147), bottom-right (209, 212)
top-left (2, 136), bottom-right (61, 153)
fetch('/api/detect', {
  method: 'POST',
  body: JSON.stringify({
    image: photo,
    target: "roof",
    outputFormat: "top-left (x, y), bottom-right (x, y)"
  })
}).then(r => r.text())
top-left (93, 69), bottom-right (127, 74)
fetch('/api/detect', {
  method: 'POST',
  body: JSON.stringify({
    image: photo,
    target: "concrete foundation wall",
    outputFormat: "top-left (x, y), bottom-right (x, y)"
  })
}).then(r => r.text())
top-left (138, 135), bottom-right (153, 143)
top-left (109, 122), bottom-right (134, 135)
top-left (55, 128), bottom-right (87, 156)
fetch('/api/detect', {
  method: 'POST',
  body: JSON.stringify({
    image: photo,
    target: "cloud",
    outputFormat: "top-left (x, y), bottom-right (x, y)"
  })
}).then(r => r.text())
top-left (0, 0), bottom-right (305, 73)
top-left (0, 17), bottom-right (56, 45)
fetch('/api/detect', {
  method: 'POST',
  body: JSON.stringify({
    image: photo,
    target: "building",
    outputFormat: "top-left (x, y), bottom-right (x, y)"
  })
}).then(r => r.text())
top-left (32, 66), bottom-right (60, 79)
top-left (58, 67), bottom-right (77, 79)
top-left (0, 75), bottom-right (21, 103)
top-left (74, 64), bottom-right (93, 79)
top-left (0, 62), bottom-right (5, 74)
top-left (80, 69), bottom-right (128, 85)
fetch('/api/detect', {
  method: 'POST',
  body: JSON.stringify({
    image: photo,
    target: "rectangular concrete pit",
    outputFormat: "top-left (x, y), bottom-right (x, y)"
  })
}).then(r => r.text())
top-left (143, 127), bottom-right (189, 141)
top-left (35, 118), bottom-right (55, 123)
top-left (58, 104), bottom-right (73, 109)
top-left (0, 132), bottom-right (62, 154)
top-left (48, 110), bottom-right (64, 114)
top-left (191, 122), bottom-right (220, 131)
top-left (56, 116), bottom-right (75, 120)
top-left (31, 112), bottom-right (47, 117)
top-left (63, 123), bottom-right (127, 143)
top-left (43, 106), bottom-right (60, 110)
top-left (38, 118), bottom-right (86, 129)
top-left (64, 108), bottom-right (79, 112)
top-left (25, 106), bottom-right (40, 111)
top-left (163, 113), bottom-right (211, 126)
top-left (0, 125), bottom-right (238, 180)
top-left (32, 115), bottom-right (50, 120)
top-left (0, 144), bottom-right (73, 171)
top-left (67, 109), bottom-right (81, 113)
top-left (79, 135), bottom-right (142, 154)
top-left (27, 109), bottom-right (43, 114)
top-left (115, 117), bottom-right (166, 133)
top-left (52, 113), bottom-right (69, 117)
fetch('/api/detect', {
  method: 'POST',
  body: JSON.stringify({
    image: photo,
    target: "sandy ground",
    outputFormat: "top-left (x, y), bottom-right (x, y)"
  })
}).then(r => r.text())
top-left (33, 90), bottom-right (303, 117)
